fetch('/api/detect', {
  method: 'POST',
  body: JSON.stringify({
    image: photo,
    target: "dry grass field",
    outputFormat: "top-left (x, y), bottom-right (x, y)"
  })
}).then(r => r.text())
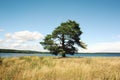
top-left (0, 56), bottom-right (120, 80)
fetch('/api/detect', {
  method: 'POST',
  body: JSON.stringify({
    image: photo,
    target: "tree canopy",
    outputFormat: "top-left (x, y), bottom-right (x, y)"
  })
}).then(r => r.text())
top-left (40, 20), bottom-right (87, 57)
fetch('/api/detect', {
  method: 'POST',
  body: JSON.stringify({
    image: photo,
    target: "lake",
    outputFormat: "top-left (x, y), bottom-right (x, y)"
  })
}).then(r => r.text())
top-left (1, 53), bottom-right (120, 57)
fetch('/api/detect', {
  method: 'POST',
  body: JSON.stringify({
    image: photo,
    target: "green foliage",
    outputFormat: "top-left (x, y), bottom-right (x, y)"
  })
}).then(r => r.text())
top-left (40, 20), bottom-right (87, 57)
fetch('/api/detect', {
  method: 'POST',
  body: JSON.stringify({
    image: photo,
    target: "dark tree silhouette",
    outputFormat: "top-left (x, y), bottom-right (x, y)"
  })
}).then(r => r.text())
top-left (40, 20), bottom-right (87, 57)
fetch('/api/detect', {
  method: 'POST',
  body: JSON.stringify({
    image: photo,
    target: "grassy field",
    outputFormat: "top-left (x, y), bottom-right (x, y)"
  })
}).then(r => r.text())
top-left (0, 56), bottom-right (120, 80)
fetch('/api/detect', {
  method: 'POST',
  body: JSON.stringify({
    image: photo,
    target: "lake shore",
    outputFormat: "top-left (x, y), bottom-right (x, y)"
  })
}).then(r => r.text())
top-left (1, 53), bottom-right (120, 58)
top-left (0, 56), bottom-right (120, 80)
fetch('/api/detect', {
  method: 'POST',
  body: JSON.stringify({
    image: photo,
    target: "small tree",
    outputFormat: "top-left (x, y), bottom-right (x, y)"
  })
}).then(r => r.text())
top-left (40, 20), bottom-right (87, 57)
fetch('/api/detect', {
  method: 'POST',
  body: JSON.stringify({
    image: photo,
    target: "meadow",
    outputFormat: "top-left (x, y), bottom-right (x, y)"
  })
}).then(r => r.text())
top-left (0, 56), bottom-right (120, 80)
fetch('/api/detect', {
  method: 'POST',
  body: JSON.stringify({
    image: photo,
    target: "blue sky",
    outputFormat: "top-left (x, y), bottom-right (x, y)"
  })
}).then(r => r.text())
top-left (0, 0), bottom-right (120, 52)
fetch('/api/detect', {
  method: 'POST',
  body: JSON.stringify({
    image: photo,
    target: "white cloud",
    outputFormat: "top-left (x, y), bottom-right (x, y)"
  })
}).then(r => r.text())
top-left (13, 31), bottom-right (43, 41)
top-left (0, 30), bottom-right (45, 51)
top-left (12, 43), bottom-right (46, 51)
top-left (0, 39), bottom-right (3, 43)
top-left (5, 33), bottom-right (13, 42)
top-left (5, 30), bottom-right (44, 42)
top-left (80, 41), bottom-right (120, 52)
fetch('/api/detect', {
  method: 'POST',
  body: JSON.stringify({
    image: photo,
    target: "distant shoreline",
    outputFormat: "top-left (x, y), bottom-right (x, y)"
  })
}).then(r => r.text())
top-left (0, 49), bottom-right (120, 54)
top-left (0, 49), bottom-right (49, 54)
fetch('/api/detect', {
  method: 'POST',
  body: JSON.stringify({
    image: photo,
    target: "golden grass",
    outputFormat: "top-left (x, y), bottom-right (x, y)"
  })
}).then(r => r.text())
top-left (0, 56), bottom-right (120, 80)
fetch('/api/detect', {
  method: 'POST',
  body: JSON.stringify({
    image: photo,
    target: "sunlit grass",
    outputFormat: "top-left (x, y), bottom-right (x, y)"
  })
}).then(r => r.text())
top-left (0, 56), bottom-right (120, 80)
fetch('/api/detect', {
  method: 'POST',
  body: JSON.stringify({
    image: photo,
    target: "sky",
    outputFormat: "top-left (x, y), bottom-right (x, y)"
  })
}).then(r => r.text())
top-left (0, 0), bottom-right (120, 52)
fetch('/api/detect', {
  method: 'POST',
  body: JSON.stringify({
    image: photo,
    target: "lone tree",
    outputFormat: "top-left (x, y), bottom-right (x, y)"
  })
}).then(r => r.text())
top-left (40, 20), bottom-right (87, 57)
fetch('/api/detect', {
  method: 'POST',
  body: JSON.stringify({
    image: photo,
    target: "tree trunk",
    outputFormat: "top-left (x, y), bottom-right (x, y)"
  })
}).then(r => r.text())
top-left (62, 34), bottom-right (65, 49)
top-left (62, 53), bottom-right (66, 57)
top-left (61, 34), bottom-right (66, 57)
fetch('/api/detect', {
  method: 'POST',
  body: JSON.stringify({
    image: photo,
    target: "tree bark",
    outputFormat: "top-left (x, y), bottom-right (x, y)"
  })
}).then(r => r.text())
top-left (62, 34), bottom-right (65, 49)
top-left (62, 53), bottom-right (66, 57)
top-left (61, 34), bottom-right (66, 57)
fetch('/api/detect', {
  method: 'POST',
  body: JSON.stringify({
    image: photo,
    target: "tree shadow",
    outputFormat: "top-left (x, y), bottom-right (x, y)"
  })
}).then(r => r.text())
top-left (53, 56), bottom-right (84, 59)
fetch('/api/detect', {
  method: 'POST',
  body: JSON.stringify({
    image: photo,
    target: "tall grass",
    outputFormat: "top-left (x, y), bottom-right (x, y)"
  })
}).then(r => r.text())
top-left (0, 56), bottom-right (120, 80)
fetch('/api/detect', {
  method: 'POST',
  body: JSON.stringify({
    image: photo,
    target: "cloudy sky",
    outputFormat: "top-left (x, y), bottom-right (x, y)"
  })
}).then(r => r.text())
top-left (0, 0), bottom-right (120, 52)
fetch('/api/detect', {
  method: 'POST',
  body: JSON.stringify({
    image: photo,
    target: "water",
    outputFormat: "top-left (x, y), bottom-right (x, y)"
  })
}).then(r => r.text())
top-left (0, 53), bottom-right (55, 57)
top-left (1, 53), bottom-right (120, 57)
